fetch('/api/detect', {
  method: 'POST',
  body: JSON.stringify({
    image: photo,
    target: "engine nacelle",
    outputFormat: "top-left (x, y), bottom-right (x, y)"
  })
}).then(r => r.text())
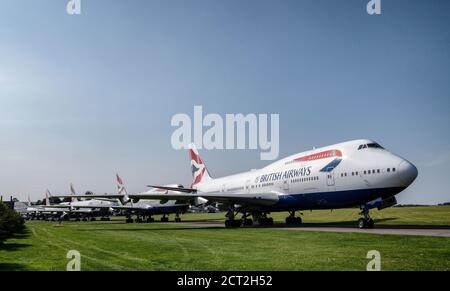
top-left (119, 195), bottom-right (132, 205)
top-left (194, 197), bottom-right (208, 206)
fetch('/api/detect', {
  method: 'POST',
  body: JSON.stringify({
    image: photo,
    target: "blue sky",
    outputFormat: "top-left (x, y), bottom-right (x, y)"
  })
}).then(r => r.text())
top-left (0, 0), bottom-right (449, 204)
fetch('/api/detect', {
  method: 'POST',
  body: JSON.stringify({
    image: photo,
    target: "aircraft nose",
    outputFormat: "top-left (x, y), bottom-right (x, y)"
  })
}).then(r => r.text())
top-left (398, 160), bottom-right (418, 186)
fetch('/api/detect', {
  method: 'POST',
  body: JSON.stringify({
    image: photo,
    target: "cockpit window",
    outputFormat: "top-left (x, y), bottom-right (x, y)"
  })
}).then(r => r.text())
top-left (358, 143), bottom-right (384, 150)
top-left (367, 143), bottom-right (384, 149)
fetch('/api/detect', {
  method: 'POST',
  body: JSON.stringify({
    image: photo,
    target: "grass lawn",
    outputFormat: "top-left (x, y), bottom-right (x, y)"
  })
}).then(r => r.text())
top-left (182, 206), bottom-right (450, 226)
top-left (1, 206), bottom-right (449, 271)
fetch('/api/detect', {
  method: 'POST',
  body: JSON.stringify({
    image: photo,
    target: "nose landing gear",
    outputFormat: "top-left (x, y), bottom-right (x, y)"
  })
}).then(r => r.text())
top-left (358, 209), bottom-right (374, 229)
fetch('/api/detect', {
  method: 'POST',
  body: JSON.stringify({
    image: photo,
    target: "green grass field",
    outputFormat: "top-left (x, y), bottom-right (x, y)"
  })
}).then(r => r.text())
top-left (1, 206), bottom-right (449, 271)
top-left (182, 206), bottom-right (450, 226)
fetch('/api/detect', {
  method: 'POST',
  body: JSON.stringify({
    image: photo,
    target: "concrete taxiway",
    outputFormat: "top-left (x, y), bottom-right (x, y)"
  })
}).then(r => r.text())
top-left (178, 221), bottom-right (450, 238)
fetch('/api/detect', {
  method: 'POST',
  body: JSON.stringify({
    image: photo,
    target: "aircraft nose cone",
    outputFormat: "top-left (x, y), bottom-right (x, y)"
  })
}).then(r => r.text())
top-left (398, 160), bottom-right (418, 186)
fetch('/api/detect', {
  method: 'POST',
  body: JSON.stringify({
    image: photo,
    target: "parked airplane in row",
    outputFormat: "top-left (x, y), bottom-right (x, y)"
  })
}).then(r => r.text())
top-left (107, 174), bottom-right (190, 223)
top-left (54, 175), bottom-right (190, 223)
top-left (143, 139), bottom-right (418, 228)
top-left (27, 188), bottom-right (114, 221)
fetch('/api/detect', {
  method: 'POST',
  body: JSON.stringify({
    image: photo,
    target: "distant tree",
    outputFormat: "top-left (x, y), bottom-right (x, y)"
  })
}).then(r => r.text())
top-left (0, 202), bottom-right (25, 242)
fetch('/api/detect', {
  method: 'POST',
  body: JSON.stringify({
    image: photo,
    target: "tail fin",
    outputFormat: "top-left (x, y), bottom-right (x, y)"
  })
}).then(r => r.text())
top-left (69, 183), bottom-right (77, 202)
top-left (116, 173), bottom-right (127, 195)
top-left (115, 173), bottom-right (130, 205)
top-left (188, 143), bottom-right (212, 187)
top-left (28, 195), bottom-right (31, 207)
top-left (45, 190), bottom-right (51, 206)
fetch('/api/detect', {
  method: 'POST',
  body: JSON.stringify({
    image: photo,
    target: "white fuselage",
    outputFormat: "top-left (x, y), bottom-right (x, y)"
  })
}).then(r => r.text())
top-left (195, 139), bottom-right (417, 211)
top-left (60, 199), bottom-right (118, 209)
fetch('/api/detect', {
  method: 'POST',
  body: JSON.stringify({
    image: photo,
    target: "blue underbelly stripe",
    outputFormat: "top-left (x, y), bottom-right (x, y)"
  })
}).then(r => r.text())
top-left (265, 186), bottom-right (405, 211)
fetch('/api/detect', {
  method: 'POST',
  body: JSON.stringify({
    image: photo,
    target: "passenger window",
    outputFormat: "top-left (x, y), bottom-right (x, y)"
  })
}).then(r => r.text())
top-left (364, 170), bottom-right (366, 174)
top-left (377, 169), bottom-right (380, 173)
top-left (393, 168), bottom-right (396, 172)
top-left (387, 168), bottom-right (390, 172)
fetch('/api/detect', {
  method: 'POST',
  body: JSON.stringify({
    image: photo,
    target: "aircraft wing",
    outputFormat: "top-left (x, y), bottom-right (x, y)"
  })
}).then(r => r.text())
top-left (111, 205), bottom-right (152, 211)
top-left (146, 185), bottom-right (197, 193)
top-left (133, 192), bottom-right (280, 207)
top-left (69, 205), bottom-right (113, 209)
top-left (39, 204), bottom-right (70, 209)
top-left (50, 191), bottom-right (280, 207)
top-left (51, 194), bottom-right (124, 199)
top-left (39, 204), bottom-right (112, 209)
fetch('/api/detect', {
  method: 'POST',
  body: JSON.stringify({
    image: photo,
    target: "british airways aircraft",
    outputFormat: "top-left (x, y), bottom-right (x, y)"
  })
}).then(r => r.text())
top-left (145, 139), bottom-right (418, 229)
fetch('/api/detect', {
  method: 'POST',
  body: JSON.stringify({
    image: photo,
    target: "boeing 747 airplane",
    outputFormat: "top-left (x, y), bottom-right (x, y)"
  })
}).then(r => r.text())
top-left (144, 139), bottom-right (418, 228)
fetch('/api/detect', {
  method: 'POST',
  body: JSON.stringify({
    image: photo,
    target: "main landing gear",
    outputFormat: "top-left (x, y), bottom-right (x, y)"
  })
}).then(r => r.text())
top-left (358, 209), bottom-right (374, 229)
top-left (224, 208), bottom-right (274, 228)
top-left (242, 212), bottom-right (253, 226)
top-left (257, 214), bottom-right (273, 226)
top-left (125, 213), bottom-right (134, 223)
top-left (174, 213), bottom-right (182, 223)
top-left (225, 208), bottom-right (242, 228)
top-left (160, 214), bottom-right (169, 222)
top-left (285, 211), bottom-right (302, 225)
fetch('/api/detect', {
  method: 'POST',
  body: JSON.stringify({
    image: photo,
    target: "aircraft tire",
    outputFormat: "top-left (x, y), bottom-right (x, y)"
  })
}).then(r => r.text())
top-left (358, 218), bottom-right (366, 229)
top-left (225, 219), bottom-right (242, 228)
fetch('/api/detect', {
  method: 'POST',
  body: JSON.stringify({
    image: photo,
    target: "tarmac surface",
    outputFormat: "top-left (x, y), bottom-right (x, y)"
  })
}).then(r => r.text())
top-left (178, 221), bottom-right (450, 237)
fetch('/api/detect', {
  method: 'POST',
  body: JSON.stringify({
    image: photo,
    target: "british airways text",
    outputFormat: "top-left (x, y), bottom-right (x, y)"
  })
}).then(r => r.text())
top-left (258, 167), bottom-right (311, 183)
